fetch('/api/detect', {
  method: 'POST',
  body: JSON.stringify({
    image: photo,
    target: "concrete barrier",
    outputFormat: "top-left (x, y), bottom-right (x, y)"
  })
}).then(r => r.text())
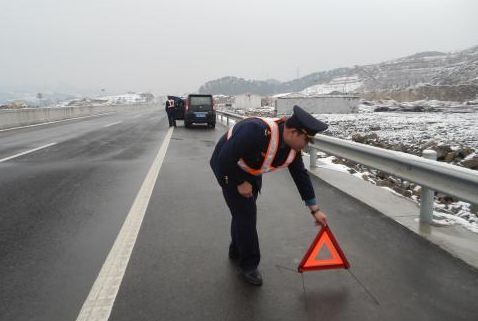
top-left (0, 104), bottom-right (160, 130)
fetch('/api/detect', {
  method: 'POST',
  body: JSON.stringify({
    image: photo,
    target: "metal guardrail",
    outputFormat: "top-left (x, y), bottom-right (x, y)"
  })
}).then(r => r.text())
top-left (216, 111), bottom-right (478, 223)
top-left (216, 111), bottom-right (243, 127)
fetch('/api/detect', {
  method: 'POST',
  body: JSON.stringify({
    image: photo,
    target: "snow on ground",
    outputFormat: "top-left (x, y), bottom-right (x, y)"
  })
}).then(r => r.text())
top-left (432, 202), bottom-right (478, 233)
top-left (311, 102), bottom-right (478, 233)
top-left (319, 101), bottom-right (478, 150)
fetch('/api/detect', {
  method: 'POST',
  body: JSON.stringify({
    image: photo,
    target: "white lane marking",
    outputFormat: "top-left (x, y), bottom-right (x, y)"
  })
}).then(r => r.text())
top-left (132, 114), bottom-right (142, 119)
top-left (0, 112), bottom-right (116, 133)
top-left (0, 143), bottom-right (57, 163)
top-left (104, 121), bottom-right (123, 128)
top-left (75, 127), bottom-right (174, 321)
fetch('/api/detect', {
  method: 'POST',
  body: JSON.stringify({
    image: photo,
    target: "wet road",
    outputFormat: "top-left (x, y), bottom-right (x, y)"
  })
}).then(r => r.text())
top-left (1, 114), bottom-right (477, 321)
top-left (0, 109), bottom-right (168, 320)
top-left (110, 125), bottom-right (478, 321)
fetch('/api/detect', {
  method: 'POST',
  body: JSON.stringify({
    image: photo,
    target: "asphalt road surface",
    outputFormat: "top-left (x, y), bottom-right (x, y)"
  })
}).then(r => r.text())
top-left (1, 114), bottom-right (477, 321)
top-left (0, 110), bottom-right (168, 320)
top-left (111, 124), bottom-right (478, 321)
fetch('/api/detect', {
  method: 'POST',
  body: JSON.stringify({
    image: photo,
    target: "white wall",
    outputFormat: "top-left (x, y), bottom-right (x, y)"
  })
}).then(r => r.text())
top-left (233, 95), bottom-right (262, 110)
top-left (275, 96), bottom-right (359, 114)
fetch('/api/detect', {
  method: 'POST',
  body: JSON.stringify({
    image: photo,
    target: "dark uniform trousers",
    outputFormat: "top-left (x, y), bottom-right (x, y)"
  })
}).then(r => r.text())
top-left (167, 109), bottom-right (176, 127)
top-left (222, 185), bottom-right (260, 271)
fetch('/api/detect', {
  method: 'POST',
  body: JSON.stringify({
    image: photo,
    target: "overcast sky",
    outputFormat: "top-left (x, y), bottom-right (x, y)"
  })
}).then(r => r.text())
top-left (1, 0), bottom-right (477, 95)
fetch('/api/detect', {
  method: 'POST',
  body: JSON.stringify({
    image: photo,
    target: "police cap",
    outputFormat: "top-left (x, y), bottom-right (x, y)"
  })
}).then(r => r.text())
top-left (287, 105), bottom-right (328, 136)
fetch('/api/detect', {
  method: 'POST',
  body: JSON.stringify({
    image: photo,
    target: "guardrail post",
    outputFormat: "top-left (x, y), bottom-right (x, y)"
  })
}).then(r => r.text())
top-left (310, 146), bottom-right (317, 169)
top-left (226, 116), bottom-right (229, 127)
top-left (420, 149), bottom-right (437, 224)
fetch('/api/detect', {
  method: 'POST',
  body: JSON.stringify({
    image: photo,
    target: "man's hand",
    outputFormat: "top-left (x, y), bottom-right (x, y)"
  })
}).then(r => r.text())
top-left (237, 181), bottom-right (253, 198)
top-left (313, 210), bottom-right (327, 226)
top-left (309, 205), bottom-right (327, 226)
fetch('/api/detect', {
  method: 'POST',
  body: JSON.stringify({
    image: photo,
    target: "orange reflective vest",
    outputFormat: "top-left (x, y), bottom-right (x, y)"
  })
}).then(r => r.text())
top-left (227, 117), bottom-right (297, 176)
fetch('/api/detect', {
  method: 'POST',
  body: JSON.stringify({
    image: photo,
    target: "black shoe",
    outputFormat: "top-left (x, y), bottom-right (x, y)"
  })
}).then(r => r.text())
top-left (240, 269), bottom-right (263, 286)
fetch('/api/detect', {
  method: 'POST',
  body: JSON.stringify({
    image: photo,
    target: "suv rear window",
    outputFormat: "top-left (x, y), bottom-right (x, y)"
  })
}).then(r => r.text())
top-left (190, 96), bottom-right (212, 106)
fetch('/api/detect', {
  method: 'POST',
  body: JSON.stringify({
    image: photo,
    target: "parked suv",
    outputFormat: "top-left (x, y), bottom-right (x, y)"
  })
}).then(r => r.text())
top-left (184, 94), bottom-right (215, 128)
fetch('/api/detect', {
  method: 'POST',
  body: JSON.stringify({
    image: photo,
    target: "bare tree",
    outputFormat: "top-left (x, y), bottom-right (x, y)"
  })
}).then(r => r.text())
top-left (36, 93), bottom-right (43, 107)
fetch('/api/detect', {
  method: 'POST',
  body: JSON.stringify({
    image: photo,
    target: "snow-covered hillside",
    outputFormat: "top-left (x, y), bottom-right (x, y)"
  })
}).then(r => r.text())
top-left (301, 76), bottom-right (362, 95)
top-left (201, 45), bottom-right (478, 100)
top-left (300, 46), bottom-right (478, 100)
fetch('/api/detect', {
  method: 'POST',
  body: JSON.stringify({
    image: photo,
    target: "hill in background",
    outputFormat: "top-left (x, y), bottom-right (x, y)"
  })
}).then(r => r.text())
top-left (199, 45), bottom-right (478, 102)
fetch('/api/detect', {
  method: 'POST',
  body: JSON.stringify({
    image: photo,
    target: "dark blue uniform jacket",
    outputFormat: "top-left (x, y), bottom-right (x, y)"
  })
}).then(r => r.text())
top-left (210, 118), bottom-right (317, 205)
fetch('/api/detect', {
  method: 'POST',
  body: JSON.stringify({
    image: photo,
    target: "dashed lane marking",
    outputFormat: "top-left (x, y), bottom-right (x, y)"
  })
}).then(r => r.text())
top-left (0, 143), bottom-right (57, 163)
top-left (104, 121), bottom-right (123, 127)
top-left (75, 127), bottom-right (174, 321)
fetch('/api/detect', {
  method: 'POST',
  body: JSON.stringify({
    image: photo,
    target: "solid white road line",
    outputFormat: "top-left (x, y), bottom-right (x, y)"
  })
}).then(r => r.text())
top-left (75, 127), bottom-right (174, 321)
top-left (104, 121), bottom-right (123, 128)
top-left (0, 143), bottom-right (57, 163)
top-left (0, 112), bottom-right (116, 133)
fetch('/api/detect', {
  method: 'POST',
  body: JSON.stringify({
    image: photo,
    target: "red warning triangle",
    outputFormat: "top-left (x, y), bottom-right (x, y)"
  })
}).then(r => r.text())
top-left (298, 225), bottom-right (350, 272)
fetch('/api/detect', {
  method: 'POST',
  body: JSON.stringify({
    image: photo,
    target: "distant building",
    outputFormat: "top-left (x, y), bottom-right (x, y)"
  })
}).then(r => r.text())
top-left (213, 95), bottom-right (234, 109)
top-left (233, 94), bottom-right (262, 110)
top-left (274, 93), bottom-right (360, 114)
top-left (0, 101), bottom-right (29, 109)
